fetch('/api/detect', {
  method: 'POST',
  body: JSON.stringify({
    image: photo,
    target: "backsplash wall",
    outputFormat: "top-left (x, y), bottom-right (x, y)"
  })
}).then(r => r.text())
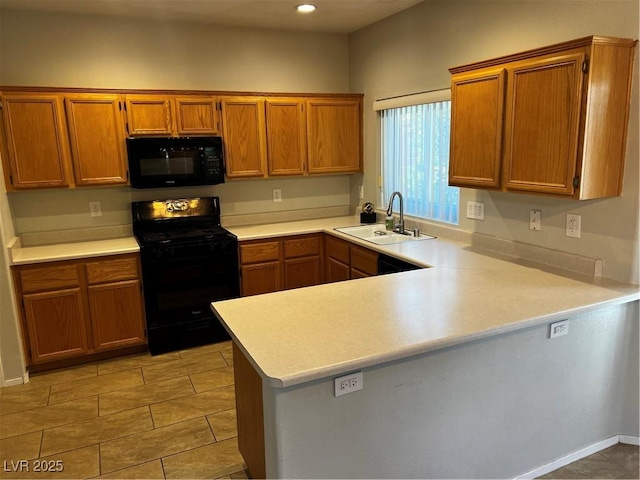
top-left (7, 176), bottom-right (352, 235)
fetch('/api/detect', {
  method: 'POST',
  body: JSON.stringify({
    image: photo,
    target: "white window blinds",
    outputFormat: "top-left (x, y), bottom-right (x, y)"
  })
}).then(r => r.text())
top-left (380, 91), bottom-right (459, 225)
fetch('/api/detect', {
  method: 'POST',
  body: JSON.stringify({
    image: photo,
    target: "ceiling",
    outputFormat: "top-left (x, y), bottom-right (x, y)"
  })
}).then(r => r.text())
top-left (0, 0), bottom-right (425, 33)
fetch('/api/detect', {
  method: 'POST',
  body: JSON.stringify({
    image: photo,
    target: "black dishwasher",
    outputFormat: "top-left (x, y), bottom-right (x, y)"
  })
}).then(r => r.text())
top-left (378, 254), bottom-right (422, 275)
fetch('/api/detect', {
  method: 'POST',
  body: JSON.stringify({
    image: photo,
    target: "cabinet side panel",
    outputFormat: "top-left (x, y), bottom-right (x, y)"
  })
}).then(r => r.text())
top-left (579, 42), bottom-right (637, 199)
top-left (233, 342), bottom-right (266, 480)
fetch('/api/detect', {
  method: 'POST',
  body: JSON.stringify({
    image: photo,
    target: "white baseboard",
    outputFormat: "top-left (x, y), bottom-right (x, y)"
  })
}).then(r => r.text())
top-left (620, 435), bottom-right (640, 446)
top-left (3, 376), bottom-right (25, 387)
top-left (515, 435), bottom-right (639, 479)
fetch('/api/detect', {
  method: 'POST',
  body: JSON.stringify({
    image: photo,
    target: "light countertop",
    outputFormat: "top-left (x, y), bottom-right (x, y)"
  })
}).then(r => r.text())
top-left (8, 216), bottom-right (638, 389)
top-left (9, 237), bottom-right (140, 265)
top-left (214, 217), bottom-right (640, 388)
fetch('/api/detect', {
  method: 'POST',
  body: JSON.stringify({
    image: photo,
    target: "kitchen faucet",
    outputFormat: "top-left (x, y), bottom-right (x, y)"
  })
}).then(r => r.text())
top-left (386, 191), bottom-right (405, 234)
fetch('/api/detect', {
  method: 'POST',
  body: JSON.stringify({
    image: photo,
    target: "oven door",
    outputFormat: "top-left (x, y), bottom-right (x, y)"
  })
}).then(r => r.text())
top-left (140, 242), bottom-right (239, 327)
top-left (140, 242), bottom-right (239, 354)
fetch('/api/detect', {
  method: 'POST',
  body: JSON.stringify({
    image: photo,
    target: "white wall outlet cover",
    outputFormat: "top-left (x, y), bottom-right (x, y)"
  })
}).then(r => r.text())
top-left (273, 189), bottom-right (282, 203)
top-left (549, 320), bottom-right (569, 339)
top-left (89, 201), bottom-right (102, 217)
top-left (566, 213), bottom-right (581, 238)
top-left (334, 371), bottom-right (363, 397)
top-left (530, 210), bottom-right (541, 231)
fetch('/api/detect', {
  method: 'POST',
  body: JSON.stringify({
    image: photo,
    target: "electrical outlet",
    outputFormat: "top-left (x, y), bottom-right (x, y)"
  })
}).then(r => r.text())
top-left (530, 210), bottom-right (541, 230)
top-left (566, 214), bottom-right (581, 238)
top-left (466, 201), bottom-right (485, 220)
top-left (549, 320), bottom-right (569, 339)
top-left (272, 189), bottom-right (282, 203)
top-left (334, 371), bottom-right (363, 397)
top-left (89, 201), bottom-right (102, 217)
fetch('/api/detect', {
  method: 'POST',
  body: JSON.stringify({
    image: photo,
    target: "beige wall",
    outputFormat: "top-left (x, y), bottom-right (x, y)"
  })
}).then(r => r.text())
top-left (0, 8), bottom-right (354, 233)
top-left (349, 0), bottom-right (640, 284)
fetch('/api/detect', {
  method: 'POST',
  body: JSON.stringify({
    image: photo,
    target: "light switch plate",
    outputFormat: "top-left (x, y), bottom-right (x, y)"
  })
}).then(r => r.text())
top-left (466, 201), bottom-right (485, 220)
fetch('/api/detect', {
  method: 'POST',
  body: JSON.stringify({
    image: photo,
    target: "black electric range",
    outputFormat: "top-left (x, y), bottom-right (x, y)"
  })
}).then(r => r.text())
top-left (132, 197), bottom-right (239, 355)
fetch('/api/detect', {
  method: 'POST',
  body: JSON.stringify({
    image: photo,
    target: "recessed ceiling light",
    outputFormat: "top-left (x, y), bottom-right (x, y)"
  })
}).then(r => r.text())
top-left (296, 4), bottom-right (316, 13)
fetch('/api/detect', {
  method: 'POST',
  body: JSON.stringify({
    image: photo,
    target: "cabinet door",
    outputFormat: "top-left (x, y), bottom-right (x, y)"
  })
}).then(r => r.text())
top-left (326, 257), bottom-right (350, 283)
top-left (503, 53), bottom-right (585, 195)
top-left (265, 98), bottom-right (306, 176)
top-left (306, 98), bottom-right (360, 174)
top-left (23, 288), bottom-right (90, 363)
top-left (449, 69), bottom-right (506, 189)
top-left (124, 95), bottom-right (174, 136)
top-left (1, 94), bottom-right (71, 189)
top-left (351, 245), bottom-right (378, 276)
top-left (175, 96), bottom-right (219, 135)
top-left (284, 256), bottom-right (321, 290)
top-left (88, 280), bottom-right (146, 351)
top-left (65, 94), bottom-right (128, 186)
top-left (241, 261), bottom-right (281, 297)
top-left (221, 97), bottom-right (267, 178)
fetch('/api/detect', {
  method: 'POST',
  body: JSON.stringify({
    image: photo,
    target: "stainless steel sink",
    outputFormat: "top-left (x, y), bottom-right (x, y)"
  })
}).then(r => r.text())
top-left (334, 224), bottom-right (435, 245)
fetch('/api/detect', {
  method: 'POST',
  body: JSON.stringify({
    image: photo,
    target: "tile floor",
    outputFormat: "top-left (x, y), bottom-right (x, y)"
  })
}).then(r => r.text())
top-left (0, 340), bottom-right (638, 480)
top-left (0, 340), bottom-right (249, 479)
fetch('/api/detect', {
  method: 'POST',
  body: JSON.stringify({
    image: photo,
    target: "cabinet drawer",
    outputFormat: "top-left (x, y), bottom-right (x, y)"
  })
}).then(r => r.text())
top-left (86, 256), bottom-right (139, 285)
top-left (240, 241), bottom-right (281, 264)
top-left (284, 235), bottom-right (320, 259)
top-left (326, 236), bottom-right (350, 264)
top-left (351, 245), bottom-right (378, 276)
top-left (20, 265), bottom-right (80, 294)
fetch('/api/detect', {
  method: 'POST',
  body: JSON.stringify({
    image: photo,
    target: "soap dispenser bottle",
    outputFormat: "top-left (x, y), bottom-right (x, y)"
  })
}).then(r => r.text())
top-left (385, 214), bottom-right (394, 231)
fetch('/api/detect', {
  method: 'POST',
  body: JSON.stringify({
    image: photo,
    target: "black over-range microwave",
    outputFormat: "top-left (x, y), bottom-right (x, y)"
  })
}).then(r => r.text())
top-left (126, 136), bottom-right (225, 189)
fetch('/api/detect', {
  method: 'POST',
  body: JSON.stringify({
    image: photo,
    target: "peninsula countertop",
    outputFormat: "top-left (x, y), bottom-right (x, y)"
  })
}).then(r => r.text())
top-left (215, 217), bottom-right (640, 388)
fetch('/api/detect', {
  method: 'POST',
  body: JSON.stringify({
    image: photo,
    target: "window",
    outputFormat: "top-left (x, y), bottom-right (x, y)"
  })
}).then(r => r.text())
top-left (379, 92), bottom-right (459, 225)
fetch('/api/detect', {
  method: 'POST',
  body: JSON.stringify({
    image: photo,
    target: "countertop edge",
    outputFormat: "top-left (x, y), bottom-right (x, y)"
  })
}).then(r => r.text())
top-left (215, 291), bottom-right (640, 389)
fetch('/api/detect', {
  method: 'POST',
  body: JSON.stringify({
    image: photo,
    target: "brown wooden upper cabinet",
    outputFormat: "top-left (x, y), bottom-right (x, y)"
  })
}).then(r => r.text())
top-left (306, 98), bottom-right (361, 174)
top-left (174, 96), bottom-right (220, 135)
top-left (449, 35), bottom-right (637, 199)
top-left (124, 94), bottom-right (175, 136)
top-left (65, 94), bottom-right (128, 186)
top-left (0, 92), bottom-right (129, 190)
top-left (266, 98), bottom-right (307, 176)
top-left (222, 95), bottom-right (362, 179)
top-left (0, 93), bottom-right (73, 189)
top-left (124, 94), bottom-right (220, 137)
top-left (220, 96), bottom-right (268, 178)
top-left (0, 88), bottom-right (362, 189)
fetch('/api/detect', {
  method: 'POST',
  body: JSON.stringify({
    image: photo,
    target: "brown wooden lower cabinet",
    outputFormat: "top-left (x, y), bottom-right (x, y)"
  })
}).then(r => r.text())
top-left (325, 235), bottom-right (378, 282)
top-left (239, 234), bottom-right (324, 296)
top-left (12, 253), bottom-right (146, 366)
